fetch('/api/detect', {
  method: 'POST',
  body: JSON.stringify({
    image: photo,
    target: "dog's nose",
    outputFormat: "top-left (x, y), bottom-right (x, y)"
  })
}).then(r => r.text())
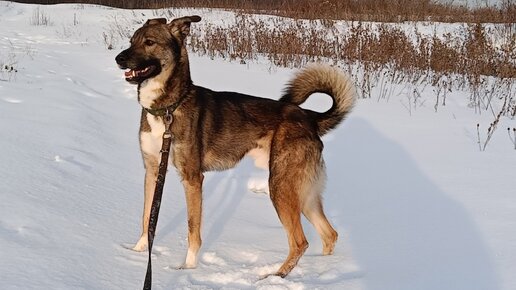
top-left (115, 52), bottom-right (127, 64)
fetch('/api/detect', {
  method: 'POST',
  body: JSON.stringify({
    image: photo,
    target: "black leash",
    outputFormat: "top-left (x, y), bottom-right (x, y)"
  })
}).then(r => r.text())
top-left (143, 111), bottom-right (174, 290)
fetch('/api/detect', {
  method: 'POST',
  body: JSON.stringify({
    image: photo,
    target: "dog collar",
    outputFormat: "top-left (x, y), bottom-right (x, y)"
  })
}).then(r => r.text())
top-left (143, 94), bottom-right (189, 117)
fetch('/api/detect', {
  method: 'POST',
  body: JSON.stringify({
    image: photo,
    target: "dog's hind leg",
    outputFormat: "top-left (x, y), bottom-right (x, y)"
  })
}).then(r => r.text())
top-left (299, 161), bottom-right (338, 255)
top-left (179, 173), bottom-right (204, 269)
top-left (302, 188), bottom-right (338, 255)
top-left (268, 179), bottom-right (308, 278)
top-left (268, 126), bottom-right (323, 277)
top-left (303, 202), bottom-right (338, 255)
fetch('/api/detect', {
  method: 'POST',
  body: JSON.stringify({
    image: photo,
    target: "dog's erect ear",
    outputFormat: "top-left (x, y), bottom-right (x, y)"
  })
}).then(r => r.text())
top-left (169, 15), bottom-right (201, 40)
top-left (145, 18), bottom-right (167, 26)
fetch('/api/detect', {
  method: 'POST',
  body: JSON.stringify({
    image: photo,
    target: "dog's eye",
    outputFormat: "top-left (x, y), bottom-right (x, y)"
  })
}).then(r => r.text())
top-left (144, 39), bottom-right (155, 46)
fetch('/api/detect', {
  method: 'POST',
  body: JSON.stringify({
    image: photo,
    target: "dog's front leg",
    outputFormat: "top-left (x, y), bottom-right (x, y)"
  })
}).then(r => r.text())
top-left (179, 172), bottom-right (204, 269)
top-left (133, 151), bottom-right (159, 252)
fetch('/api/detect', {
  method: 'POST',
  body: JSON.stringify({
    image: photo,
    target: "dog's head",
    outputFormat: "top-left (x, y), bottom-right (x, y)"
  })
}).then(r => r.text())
top-left (115, 16), bottom-right (201, 84)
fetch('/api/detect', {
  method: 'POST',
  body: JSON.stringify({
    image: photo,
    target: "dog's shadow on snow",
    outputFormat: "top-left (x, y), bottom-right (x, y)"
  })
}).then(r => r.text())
top-left (325, 117), bottom-right (498, 290)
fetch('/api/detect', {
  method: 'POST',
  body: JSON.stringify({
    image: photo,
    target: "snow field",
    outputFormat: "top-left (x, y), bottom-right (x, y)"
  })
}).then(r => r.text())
top-left (1, 2), bottom-right (515, 290)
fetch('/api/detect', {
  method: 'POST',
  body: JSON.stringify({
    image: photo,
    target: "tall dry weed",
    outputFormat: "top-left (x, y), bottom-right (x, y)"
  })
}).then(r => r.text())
top-left (14, 0), bottom-right (516, 23)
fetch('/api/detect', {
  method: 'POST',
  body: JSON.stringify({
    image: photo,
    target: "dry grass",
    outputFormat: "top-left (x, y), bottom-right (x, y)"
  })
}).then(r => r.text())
top-left (29, 6), bottom-right (53, 26)
top-left (12, 0), bottom-right (516, 24)
top-left (187, 15), bottom-right (515, 77)
top-left (184, 14), bottom-right (515, 118)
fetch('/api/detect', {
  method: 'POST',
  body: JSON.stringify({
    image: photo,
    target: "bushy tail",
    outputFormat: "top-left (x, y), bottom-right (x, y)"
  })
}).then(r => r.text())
top-left (280, 64), bottom-right (356, 136)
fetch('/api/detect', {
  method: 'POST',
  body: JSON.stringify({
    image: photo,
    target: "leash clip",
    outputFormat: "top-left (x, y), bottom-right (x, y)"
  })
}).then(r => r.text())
top-left (163, 110), bottom-right (174, 139)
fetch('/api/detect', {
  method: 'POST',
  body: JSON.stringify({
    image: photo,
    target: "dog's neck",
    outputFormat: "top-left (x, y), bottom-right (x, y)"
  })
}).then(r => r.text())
top-left (138, 59), bottom-right (192, 111)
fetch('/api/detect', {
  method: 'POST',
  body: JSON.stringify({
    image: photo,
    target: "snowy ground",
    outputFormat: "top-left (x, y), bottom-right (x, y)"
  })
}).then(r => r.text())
top-left (1, 2), bottom-right (515, 290)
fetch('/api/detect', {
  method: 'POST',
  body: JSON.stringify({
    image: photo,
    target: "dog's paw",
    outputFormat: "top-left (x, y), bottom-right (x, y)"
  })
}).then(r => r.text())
top-left (131, 237), bottom-right (148, 252)
top-left (120, 243), bottom-right (140, 251)
top-left (176, 263), bottom-right (197, 270)
top-left (258, 272), bottom-right (286, 281)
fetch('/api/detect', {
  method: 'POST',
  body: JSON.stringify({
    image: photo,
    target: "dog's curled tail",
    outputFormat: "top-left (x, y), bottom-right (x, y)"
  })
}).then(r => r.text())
top-left (280, 64), bottom-right (356, 136)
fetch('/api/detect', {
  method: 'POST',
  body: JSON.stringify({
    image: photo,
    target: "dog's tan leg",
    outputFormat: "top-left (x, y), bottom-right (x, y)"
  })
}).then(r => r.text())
top-left (269, 191), bottom-right (308, 278)
top-left (133, 153), bottom-right (159, 252)
top-left (179, 173), bottom-right (204, 269)
top-left (268, 126), bottom-right (319, 277)
top-left (269, 174), bottom-right (309, 277)
top-left (303, 198), bottom-right (338, 255)
top-left (300, 163), bottom-right (338, 256)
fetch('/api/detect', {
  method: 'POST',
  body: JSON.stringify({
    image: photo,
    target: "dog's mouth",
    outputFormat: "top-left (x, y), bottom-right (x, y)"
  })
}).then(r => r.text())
top-left (124, 65), bottom-right (157, 83)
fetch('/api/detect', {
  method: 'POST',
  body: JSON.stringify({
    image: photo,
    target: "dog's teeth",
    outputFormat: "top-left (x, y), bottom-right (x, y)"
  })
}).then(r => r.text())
top-left (132, 70), bottom-right (136, 77)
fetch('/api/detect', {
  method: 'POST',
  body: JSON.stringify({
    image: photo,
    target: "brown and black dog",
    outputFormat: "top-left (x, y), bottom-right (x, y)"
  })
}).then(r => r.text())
top-left (115, 16), bottom-right (356, 277)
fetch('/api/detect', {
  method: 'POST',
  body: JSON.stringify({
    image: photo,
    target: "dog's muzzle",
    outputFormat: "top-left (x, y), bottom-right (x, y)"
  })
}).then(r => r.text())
top-left (115, 49), bottom-right (160, 84)
top-left (115, 50), bottom-right (130, 69)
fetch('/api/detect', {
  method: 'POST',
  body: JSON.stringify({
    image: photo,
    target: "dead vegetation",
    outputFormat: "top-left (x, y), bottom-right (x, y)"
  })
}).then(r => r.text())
top-left (12, 0), bottom-right (516, 24)
top-left (186, 15), bottom-right (515, 79)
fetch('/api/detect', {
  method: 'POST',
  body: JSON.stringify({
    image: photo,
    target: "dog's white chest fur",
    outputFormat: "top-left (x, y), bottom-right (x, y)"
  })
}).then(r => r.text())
top-left (140, 113), bottom-right (167, 158)
top-left (139, 78), bottom-right (164, 109)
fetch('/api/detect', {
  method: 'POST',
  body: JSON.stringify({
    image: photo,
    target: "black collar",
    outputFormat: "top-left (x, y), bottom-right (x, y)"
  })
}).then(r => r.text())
top-left (143, 94), bottom-right (189, 117)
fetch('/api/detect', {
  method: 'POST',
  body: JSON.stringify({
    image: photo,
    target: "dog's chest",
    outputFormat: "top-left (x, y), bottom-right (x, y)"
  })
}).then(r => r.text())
top-left (139, 78), bottom-right (164, 109)
top-left (140, 113), bottom-right (167, 158)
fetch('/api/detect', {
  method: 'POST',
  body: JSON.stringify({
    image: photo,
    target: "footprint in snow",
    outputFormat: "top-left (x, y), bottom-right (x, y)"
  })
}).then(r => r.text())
top-left (2, 97), bottom-right (22, 104)
top-left (256, 274), bottom-right (304, 290)
top-left (153, 245), bottom-right (172, 256)
top-left (115, 249), bottom-right (148, 266)
top-left (226, 250), bottom-right (259, 265)
top-left (202, 252), bottom-right (227, 266)
top-left (54, 155), bottom-right (92, 171)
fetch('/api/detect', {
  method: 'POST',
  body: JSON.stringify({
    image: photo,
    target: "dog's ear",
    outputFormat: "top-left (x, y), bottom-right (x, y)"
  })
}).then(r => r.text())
top-left (169, 15), bottom-right (201, 40)
top-left (145, 18), bottom-right (167, 26)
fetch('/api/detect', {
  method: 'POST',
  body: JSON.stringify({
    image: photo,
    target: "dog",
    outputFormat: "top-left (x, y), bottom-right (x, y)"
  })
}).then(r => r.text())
top-left (115, 16), bottom-right (356, 278)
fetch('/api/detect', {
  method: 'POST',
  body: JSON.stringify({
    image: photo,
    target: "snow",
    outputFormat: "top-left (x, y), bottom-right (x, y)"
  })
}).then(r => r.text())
top-left (1, 2), bottom-right (515, 290)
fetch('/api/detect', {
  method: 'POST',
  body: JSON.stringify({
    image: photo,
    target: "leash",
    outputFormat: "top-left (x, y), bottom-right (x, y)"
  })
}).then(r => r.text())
top-left (143, 111), bottom-right (174, 290)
